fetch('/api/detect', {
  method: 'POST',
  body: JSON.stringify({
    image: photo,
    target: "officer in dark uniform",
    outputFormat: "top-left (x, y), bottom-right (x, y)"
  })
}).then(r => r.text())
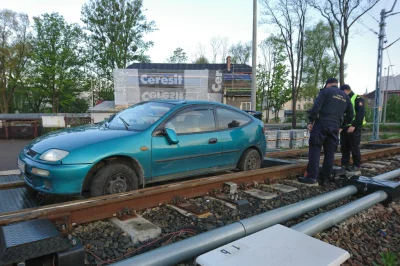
top-left (339, 84), bottom-right (366, 172)
top-left (299, 78), bottom-right (354, 185)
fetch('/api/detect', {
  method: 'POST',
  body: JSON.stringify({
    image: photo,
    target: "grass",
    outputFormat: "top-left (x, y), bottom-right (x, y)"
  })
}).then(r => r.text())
top-left (373, 251), bottom-right (399, 266)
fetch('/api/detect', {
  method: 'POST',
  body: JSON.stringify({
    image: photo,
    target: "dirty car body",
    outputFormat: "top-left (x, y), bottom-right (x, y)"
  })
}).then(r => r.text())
top-left (18, 100), bottom-right (266, 196)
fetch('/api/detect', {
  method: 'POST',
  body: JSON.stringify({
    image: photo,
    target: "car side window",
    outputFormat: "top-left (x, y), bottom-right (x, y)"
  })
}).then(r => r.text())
top-left (216, 108), bottom-right (251, 130)
top-left (166, 109), bottom-right (215, 134)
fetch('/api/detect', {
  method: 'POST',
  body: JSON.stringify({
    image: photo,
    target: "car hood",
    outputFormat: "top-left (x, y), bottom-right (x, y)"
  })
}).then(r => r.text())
top-left (26, 124), bottom-right (138, 154)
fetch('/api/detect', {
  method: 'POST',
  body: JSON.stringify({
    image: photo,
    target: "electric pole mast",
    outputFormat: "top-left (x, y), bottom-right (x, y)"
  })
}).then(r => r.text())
top-left (372, 0), bottom-right (398, 140)
top-left (251, 0), bottom-right (257, 111)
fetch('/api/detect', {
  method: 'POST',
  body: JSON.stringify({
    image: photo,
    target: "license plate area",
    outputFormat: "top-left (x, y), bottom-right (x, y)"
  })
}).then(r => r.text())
top-left (18, 158), bottom-right (26, 174)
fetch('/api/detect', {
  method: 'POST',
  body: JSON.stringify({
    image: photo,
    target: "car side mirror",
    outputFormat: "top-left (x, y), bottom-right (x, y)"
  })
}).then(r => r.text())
top-left (165, 128), bottom-right (179, 144)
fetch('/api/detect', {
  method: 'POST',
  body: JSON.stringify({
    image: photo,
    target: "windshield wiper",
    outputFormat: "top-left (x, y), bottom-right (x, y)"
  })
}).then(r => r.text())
top-left (119, 117), bottom-right (130, 130)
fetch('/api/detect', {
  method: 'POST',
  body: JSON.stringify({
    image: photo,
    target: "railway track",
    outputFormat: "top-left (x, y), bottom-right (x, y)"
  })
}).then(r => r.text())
top-left (0, 140), bottom-right (399, 229)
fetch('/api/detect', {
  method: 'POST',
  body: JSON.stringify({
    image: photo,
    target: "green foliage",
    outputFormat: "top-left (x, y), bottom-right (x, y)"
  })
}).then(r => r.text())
top-left (373, 251), bottom-right (398, 266)
top-left (81, 0), bottom-right (156, 82)
top-left (300, 21), bottom-right (339, 101)
top-left (166, 47), bottom-right (187, 63)
top-left (386, 95), bottom-right (400, 122)
top-left (364, 101), bottom-right (374, 122)
top-left (29, 13), bottom-right (87, 113)
top-left (257, 36), bottom-right (290, 122)
top-left (229, 41), bottom-right (252, 64)
top-left (0, 9), bottom-right (31, 113)
top-left (194, 56), bottom-right (209, 64)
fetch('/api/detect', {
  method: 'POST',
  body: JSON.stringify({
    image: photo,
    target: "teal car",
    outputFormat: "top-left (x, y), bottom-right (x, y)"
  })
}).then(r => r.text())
top-left (18, 100), bottom-right (266, 197)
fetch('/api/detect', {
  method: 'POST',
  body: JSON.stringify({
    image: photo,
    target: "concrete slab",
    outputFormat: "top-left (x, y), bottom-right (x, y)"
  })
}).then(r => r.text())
top-left (109, 215), bottom-right (161, 244)
top-left (243, 189), bottom-right (278, 200)
top-left (269, 183), bottom-right (298, 192)
top-left (0, 170), bottom-right (20, 176)
top-left (371, 161), bottom-right (392, 166)
top-left (360, 163), bottom-right (386, 169)
top-left (286, 180), bottom-right (319, 187)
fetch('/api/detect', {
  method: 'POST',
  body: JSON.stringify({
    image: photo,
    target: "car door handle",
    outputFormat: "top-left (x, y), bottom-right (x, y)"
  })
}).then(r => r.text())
top-left (208, 138), bottom-right (218, 144)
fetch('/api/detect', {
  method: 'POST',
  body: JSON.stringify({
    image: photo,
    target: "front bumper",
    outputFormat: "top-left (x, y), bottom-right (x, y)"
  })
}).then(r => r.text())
top-left (18, 152), bottom-right (92, 195)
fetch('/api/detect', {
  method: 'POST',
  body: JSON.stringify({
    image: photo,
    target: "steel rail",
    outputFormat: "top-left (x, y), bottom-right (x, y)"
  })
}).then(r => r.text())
top-left (265, 138), bottom-right (400, 158)
top-left (0, 146), bottom-right (399, 228)
top-left (2, 138), bottom-right (399, 191)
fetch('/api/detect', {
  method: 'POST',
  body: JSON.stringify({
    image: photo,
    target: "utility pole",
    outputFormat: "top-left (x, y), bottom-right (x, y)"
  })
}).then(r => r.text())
top-left (251, 0), bottom-right (257, 111)
top-left (372, 0), bottom-right (398, 140)
top-left (383, 65), bottom-right (394, 124)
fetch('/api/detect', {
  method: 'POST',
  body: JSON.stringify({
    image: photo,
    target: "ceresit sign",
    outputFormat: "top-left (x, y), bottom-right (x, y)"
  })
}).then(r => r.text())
top-left (140, 90), bottom-right (185, 101)
top-left (139, 73), bottom-right (184, 86)
top-left (113, 68), bottom-right (224, 106)
top-left (209, 70), bottom-right (223, 93)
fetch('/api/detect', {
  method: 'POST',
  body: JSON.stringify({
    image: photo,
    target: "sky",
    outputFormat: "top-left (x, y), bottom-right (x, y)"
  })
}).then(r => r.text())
top-left (2, 0), bottom-right (400, 96)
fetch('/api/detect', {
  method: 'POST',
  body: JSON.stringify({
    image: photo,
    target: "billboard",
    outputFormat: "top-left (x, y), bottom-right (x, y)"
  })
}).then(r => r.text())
top-left (114, 69), bottom-right (224, 107)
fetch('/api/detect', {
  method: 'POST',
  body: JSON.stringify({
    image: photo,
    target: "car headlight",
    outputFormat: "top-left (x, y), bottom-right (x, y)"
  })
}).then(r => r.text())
top-left (40, 149), bottom-right (69, 162)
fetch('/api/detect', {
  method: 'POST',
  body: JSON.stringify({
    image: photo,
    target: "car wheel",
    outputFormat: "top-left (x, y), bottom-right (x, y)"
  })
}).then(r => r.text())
top-left (238, 149), bottom-right (262, 171)
top-left (90, 163), bottom-right (138, 197)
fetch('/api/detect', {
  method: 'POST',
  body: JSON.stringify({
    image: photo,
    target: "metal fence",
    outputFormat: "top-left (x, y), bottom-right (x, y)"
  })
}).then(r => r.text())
top-left (0, 114), bottom-right (92, 140)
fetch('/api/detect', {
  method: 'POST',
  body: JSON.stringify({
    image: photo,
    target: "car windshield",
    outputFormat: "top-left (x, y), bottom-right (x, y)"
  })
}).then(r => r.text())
top-left (108, 102), bottom-right (174, 131)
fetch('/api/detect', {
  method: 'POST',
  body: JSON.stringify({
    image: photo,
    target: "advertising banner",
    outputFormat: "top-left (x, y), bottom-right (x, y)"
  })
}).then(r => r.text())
top-left (114, 69), bottom-right (224, 107)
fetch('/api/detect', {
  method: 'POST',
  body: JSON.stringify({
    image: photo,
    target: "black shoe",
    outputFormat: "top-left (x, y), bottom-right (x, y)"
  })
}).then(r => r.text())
top-left (340, 164), bottom-right (350, 171)
top-left (347, 166), bottom-right (360, 172)
top-left (298, 176), bottom-right (318, 184)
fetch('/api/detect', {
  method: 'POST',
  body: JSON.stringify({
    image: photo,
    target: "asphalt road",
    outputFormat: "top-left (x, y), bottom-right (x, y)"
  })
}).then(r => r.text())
top-left (0, 139), bottom-right (30, 171)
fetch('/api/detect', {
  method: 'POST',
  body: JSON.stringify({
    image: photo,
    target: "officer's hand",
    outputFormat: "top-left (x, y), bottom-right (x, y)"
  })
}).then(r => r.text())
top-left (347, 126), bottom-right (355, 133)
top-left (339, 128), bottom-right (342, 134)
top-left (307, 123), bottom-right (313, 131)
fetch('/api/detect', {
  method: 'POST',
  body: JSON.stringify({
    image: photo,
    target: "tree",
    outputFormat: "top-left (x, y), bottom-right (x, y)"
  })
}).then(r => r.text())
top-left (309, 0), bottom-right (380, 85)
top-left (220, 37), bottom-right (229, 63)
top-left (386, 94), bottom-right (400, 122)
top-left (229, 41), bottom-right (252, 64)
top-left (30, 13), bottom-right (87, 113)
top-left (209, 36), bottom-right (222, 63)
top-left (0, 9), bottom-right (31, 113)
top-left (257, 36), bottom-right (289, 122)
top-left (261, 0), bottom-right (308, 127)
top-left (193, 56), bottom-right (210, 64)
top-left (166, 47), bottom-right (187, 63)
top-left (81, 0), bottom-right (156, 83)
top-left (300, 21), bottom-right (340, 100)
top-left (270, 65), bottom-right (291, 122)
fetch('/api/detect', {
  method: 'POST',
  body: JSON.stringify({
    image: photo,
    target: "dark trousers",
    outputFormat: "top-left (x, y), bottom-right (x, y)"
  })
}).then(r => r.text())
top-left (340, 127), bottom-right (362, 167)
top-left (306, 122), bottom-right (339, 181)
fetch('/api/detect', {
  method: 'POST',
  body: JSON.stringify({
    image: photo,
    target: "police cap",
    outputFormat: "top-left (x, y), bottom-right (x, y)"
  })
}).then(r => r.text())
top-left (325, 77), bottom-right (338, 85)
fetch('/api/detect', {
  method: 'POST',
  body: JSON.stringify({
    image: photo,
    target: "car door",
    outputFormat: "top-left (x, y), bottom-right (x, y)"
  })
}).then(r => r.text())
top-left (216, 107), bottom-right (253, 167)
top-left (151, 106), bottom-right (223, 181)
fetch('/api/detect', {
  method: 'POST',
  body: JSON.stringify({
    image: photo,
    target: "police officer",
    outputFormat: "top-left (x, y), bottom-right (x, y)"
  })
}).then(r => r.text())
top-left (339, 84), bottom-right (366, 172)
top-left (299, 78), bottom-right (354, 185)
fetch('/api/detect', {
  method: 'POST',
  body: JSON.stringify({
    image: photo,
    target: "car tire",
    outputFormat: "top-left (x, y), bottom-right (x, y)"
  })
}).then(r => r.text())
top-left (90, 163), bottom-right (138, 197)
top-left (237, 149), bottom-right (262, 171)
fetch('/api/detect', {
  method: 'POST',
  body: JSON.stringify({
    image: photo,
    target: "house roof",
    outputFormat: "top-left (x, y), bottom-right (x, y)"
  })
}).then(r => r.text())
top-left (363, 90), bottom-right (400, 99)
top-left (127, 63), bottom-right (252, 73)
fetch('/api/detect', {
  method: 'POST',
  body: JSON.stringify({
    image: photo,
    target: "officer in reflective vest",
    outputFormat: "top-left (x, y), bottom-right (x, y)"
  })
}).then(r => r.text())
top-left (299, 78), bottom-right (354, 185)
top-left (339, 84), bottom-right (366, 172)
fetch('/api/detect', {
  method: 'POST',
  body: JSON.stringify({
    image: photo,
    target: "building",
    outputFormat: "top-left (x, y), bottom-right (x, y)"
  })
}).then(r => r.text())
top-left (88, 57), bottom-right (253, 123)
top-left (363, 74), bottom-right (400, 108)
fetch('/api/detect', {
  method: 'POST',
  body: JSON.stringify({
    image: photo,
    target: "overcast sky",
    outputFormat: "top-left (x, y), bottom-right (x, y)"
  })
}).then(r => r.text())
top-left (2, 0), bottom-right (400, 95)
